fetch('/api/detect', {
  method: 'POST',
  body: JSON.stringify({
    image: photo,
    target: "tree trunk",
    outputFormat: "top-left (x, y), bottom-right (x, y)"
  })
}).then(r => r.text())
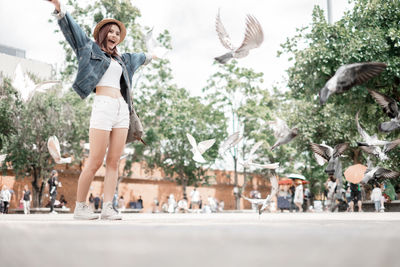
top-left (353, 148), bottom-right (361, 164)
top-left (182, 178), bottom-right (187, 199)
top-left (233, 155), bottom-right (240, 210)
top-left (31, 166), bottom-right (43, 208)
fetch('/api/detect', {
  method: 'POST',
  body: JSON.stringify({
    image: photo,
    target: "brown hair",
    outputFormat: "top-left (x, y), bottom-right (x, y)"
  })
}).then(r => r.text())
top-left (95, 23), bottom-right (120, 57)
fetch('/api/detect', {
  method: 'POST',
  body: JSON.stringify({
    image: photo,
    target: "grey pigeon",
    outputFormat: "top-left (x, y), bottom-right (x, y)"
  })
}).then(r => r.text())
top-left (268, 117), bottom-right (298, 150)
top-left (360, 166), bottom-right (400, 185)
top-left (238, 140), bottom-right (279, 169)
top-left (319, 62), bottom-right (387, 105)
top-left (310, 142), bottom-right (349, 175)
top-left (355, 111), bottom-right (400, 161)
top-left (368, 89), bottom-right (400, 132)
top-left (215, 10), bottom-right (264, 64)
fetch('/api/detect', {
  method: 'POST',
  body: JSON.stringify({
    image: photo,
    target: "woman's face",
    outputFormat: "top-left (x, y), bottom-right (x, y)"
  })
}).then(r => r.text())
top-left (106, 24), bottom-right (121, 51)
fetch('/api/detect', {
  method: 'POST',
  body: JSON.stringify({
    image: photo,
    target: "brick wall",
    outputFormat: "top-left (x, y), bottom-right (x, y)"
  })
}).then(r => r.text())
top-left (0, 162), bottom-right (272, 212)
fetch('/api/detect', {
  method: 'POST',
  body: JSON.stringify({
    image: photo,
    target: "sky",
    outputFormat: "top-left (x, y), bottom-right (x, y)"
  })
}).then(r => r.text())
top-left (0, 0), bottom-right (353, 96)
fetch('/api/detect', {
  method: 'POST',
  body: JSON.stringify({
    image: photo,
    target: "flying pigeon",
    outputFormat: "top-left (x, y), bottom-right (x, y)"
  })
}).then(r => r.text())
top-left (12, 64), bottom-right (60, 102)
top-left (47, 136), bottom-right (72, 164)
top-left (268, 117), bottom-right (298, 150)
top-left (186, 133), bottom-right (216, 163)
top-left (215, 10), bottom-right (264, 64)
top-left (355, 111), bottom-right (400, 161)
top-left (145, 27), bottom-right (169, 59)
top-left (368, 89), bottom-right (400, 132)
top-left (239, 141), bottom-right (279, 170)
top-left (218, 131), bottom-right (243, 156)
top-left (360, 166), bottom-right (400, 185)
top-left (310, 142), bottom-right (349, 175)
top-left (319, 62), bottom-right (387, 105)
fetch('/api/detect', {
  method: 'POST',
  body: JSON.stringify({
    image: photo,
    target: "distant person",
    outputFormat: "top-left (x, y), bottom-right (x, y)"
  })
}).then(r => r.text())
top-left (48, 170), bottom-right (59, 214)
top-left (137, 195), bottom-right (143, 209)
top-left (168, 194), bottom-right (176, 213)
top-left (1, 185), bottom-right (11, 214)
top-left (176, 197), bottom-right (189, 213)
top-left (349, 183), bottom-right (363, 212)
top-left (370, 183), bottom-right (383, 212)
top-left (293, 179), bottom-right (304, 212)
top-left (118, 196), bottom-right (125, 210)
top-left (22, 184), bottom-right (32, 214)
top-left (190, 188), bottom-right (200, 210)
top-left (88, 193), bottom-right (95, 210)
top-left (58, 195), bottom-right (68, 208)
top-left (94, 195), bottom-right (101, 211)
top-left (324, 175), bottom-right (337, 211)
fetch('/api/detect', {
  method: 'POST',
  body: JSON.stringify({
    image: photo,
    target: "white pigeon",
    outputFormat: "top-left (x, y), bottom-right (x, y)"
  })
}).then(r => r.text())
top-left (47, 136), bottom-right (72, 164)
top-left (145, 27), bottom-right (169, 59)
top-left (260, 174), bottom-right (279, 214)
top-left (186, 133), bottom-right (216, 163)
top-left (218, 131), bottom-right (243, 156)
top-left (12, 64), bottom-right (60, 102)
top-left (239, 141), bottom-right (279, 170)
top-left (215, 9), bottom-right (264, 64)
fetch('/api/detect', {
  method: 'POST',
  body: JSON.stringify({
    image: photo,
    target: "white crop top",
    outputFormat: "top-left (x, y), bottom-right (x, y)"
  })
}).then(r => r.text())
top-left (96, 59), bottom-right (122, 89)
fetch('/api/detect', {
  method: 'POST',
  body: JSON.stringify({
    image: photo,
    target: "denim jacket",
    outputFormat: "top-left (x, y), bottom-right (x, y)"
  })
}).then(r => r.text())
top-left (55, 6), bottom-right (149, 112)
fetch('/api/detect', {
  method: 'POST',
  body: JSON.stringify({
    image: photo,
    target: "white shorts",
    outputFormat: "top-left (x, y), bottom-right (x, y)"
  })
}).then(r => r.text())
top-left (90, 95), bottom-right (129, 131)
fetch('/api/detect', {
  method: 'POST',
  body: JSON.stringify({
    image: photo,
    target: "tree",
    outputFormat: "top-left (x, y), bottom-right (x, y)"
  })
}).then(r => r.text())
top-left (203, 60), bottom-right (277, 209)
top-left (1, 75), bottom-right (90, 207)
top-left (278, 0), bottom-right (400, 192)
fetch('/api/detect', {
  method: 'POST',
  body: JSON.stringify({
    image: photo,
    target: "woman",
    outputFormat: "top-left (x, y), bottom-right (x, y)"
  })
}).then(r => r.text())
top-left (293, 179), bottom-right (304, 212)
top-left (47, 0), bottom-right (154, 220)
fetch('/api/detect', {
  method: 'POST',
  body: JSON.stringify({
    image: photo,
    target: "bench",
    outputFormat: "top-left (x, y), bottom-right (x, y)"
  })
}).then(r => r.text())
top-left (362, 200), bottom-right (400, 212)
top-left (10, 207), bottom-right (71, 214)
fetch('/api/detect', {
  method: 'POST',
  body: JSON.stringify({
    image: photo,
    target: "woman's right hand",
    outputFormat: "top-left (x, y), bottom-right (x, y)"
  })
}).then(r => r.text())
top-left (46, 0), bottom-right (61, 12)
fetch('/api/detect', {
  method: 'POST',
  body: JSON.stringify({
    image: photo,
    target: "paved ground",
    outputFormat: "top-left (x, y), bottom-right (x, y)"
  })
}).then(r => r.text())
top-left (1, 212), bottom-right (399, 267)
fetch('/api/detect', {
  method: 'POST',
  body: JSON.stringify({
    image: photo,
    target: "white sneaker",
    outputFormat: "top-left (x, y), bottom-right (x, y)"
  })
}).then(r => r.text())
top-left (74, 202), bottom-right (99, 220)
top-left (50, 210), bottom-right (58, 214)
top-left (101, 202), bottom-right (122, 220)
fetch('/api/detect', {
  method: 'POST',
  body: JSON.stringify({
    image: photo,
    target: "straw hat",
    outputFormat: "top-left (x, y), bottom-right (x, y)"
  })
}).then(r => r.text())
top-left (93, 18), bottom-right (126, 44)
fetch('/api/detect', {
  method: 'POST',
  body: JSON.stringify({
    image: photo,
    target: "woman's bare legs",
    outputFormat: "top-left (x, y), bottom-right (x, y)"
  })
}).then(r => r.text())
top-left (103, 128), bottom-right (128, 203)
top-left (76, 128), bottom-right (110, 202)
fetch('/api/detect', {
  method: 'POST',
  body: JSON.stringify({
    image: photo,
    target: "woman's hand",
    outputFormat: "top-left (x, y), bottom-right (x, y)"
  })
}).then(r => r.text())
top-left (46, 0), bottom-right (61, 13)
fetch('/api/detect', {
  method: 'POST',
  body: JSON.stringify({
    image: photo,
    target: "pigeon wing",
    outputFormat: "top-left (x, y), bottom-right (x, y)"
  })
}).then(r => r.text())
top-left (236, 15), bottom-right (264, 53)
top-left (333, 143), bottom-right (349, 158)
top-left (310, 143), bottom-right (332, 162)
top-left (338, 62), bottom-right (387, 92)
top-left (186, 133), bottom-right (198, 150)
top-left (215, 9), bottom-right (234, 51)
top-left (197, 139), bottom-right (216, 154)
top-left (248, 162), bottom-right (279, 169)
top-left (248, 141), bottom-right (263, 160)
top-left (384, 138), bottom-right (400, 153)
top-left (375, 168), bottom-right (400, 180)
top-left (368, 89), bottom-right (399, 119)
top-left (355, 111), bottom-right (371, 143)
top-left (47, 136), bottom-right (61, 163)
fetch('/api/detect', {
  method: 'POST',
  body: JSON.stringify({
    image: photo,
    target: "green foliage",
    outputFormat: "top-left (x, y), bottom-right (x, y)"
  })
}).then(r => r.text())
top-left (278, 0), bottom-right (400, 191)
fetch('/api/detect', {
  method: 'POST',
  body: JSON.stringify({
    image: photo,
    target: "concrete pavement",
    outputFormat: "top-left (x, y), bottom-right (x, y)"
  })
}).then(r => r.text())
top-left (1, 212), bottom-right (399, 267)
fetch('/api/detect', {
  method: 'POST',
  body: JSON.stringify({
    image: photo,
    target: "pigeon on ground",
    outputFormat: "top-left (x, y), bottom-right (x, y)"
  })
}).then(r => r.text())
top-left (268, 117), bottom-right (298, 150)
top-left (145, 27), bottom-right (169, 59)
top-left (218, 131), bottom-right (243, 156)
top-left (355, 111), bottom-right (400, 161)
top-left (368, 89), bottom-right (400, 132)
top-left (186, 133), bottom-right (216, 163)
top-left (47, 136), bottom-right (72, 164)
top-left (12, 63), bottom-right (60, 102)
top-left (259, 173), bottom-right (279, 214)
top-left (215, 9), bottom-right (264, 64)
top-left (319, 62), bottom-right (387, 105)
